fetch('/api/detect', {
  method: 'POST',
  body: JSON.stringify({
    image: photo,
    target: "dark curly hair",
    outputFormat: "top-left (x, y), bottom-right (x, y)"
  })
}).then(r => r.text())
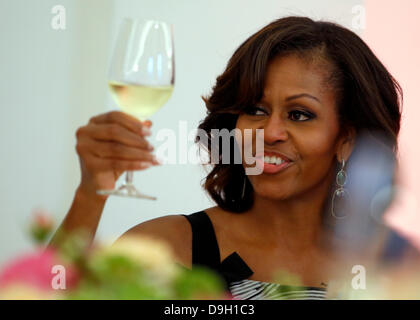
top-left (196, 16), bottom-right (402, 213)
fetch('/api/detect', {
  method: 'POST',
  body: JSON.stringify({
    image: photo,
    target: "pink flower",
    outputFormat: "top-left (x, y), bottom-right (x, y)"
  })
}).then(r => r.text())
top-left (0, 248), bottom-right (78, 297)
top-left (29, 209), bottom-right (55, 245)
top-left (33, 209), bottom-right (54, 230)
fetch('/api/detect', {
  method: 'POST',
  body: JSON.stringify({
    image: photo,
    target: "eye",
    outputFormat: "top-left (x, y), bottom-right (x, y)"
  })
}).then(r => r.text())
top-left (288, 110), bottom-right (315, 122)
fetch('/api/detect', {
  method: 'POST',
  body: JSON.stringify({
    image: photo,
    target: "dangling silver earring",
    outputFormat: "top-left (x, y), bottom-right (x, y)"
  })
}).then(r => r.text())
top-left (331, 158), bottom-right (349, 219)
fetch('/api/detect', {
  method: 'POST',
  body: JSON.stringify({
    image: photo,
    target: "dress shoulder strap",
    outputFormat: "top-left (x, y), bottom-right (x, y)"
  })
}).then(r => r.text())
top-left (182, 210), bottom-right (221, 270)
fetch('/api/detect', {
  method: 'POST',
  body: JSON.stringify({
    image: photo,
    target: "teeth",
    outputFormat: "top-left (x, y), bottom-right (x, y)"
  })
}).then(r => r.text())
top-left (263, 155), bottom-right (285, 165)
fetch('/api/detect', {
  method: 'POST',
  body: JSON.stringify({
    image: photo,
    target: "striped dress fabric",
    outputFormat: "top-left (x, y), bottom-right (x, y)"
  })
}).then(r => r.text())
top-left (182, 211), bottom-right (328, 300)
top-left (229, 279), bottom-right (327, 300)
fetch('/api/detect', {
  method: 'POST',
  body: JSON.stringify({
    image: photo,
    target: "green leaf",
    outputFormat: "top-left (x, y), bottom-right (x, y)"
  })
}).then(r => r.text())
top-left (173, 266), bottom-right (226, 299)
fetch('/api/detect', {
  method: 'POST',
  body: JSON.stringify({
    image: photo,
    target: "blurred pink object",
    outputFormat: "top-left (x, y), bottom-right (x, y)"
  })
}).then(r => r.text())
top-left (364, 0), bottom-right (420, 251)
top-left (0, 249), bottom-right (78, 293)
top-left (32, 208), bottom-right (55, 230)
top-left (29, 208), bottom-right (56, 245)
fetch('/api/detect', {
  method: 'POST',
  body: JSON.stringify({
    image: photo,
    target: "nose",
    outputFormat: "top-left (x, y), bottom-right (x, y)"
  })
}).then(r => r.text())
top-left (258, 114), bottom-right (288, 144)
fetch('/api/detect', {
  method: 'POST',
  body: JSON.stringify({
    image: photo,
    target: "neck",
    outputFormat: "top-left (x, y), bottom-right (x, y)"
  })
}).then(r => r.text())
top-left (245, 172), bottom-right (335, 251)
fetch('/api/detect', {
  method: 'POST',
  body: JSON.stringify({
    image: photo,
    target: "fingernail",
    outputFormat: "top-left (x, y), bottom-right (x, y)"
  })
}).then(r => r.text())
top-left (139, 162), bottom-right (153, 169)
top-left (145, 120), bottom-right (153, 127)
top-left (153, 155), bottom-right (163, 165)
top-left (148, 143), bottom-right (154, 151)
top-left (141, 127), bottom-right (151, 136)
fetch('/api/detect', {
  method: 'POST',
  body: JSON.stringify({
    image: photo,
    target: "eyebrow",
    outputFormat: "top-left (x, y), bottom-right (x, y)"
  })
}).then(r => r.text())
top-left (285, 93), bottom-right (321, 103)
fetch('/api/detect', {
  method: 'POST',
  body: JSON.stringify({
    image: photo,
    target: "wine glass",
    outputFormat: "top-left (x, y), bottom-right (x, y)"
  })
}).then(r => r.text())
top-left (97, 18), bottom-right (175, 200)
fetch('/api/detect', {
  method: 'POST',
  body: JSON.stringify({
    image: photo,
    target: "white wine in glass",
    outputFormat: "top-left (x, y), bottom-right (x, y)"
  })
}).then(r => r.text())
top-left (97, 18), bottom-right (175, 200)
top-left (108, 82), bottom-right (174, 120)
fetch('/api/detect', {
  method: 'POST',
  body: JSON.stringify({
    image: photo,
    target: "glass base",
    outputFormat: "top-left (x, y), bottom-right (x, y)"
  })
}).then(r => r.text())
top-left (97, 183), bottom-right (157, 200)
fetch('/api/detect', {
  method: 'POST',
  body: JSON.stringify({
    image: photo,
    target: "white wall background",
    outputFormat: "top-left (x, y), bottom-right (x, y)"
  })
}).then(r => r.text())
top-left (0, 0), bottom-right (361, 264)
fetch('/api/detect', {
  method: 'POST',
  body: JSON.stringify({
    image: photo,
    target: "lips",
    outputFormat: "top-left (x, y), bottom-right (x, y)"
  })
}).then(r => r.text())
top-left (255, 151), bottom-right (294, 174)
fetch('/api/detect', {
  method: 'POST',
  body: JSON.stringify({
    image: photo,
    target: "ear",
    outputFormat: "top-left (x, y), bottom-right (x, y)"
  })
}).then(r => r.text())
top-left (336, 126), bottom-right (356, 163)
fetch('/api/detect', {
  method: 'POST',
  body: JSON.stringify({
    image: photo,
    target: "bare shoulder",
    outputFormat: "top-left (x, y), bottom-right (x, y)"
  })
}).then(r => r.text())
top-left (118, 214), bottom-right (192, 268)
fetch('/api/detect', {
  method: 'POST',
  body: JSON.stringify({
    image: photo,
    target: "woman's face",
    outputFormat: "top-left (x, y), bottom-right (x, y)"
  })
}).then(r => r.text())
top-left (236, 54), bottom-right (349, 201)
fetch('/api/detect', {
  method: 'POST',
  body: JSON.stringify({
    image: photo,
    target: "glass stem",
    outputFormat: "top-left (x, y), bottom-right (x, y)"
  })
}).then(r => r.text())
top-left (126, 171), bottom-right (134, 185)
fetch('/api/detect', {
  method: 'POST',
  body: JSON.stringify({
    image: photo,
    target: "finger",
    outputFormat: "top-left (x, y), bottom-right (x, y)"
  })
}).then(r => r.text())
top-left (85, 155), bottom-right (156, 172)
top-left (86, 124), bottom-right (154, 151)
top-left (89, 111), bottom-right (151, 137)
top-left (89, 140), bottom-right (159, 163)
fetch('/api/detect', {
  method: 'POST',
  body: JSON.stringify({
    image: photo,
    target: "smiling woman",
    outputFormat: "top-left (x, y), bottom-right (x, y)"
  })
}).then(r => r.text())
top-left (191, 16), bottom-right (402, 297)
top-left (51, 16), bottom-right (404, 300)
